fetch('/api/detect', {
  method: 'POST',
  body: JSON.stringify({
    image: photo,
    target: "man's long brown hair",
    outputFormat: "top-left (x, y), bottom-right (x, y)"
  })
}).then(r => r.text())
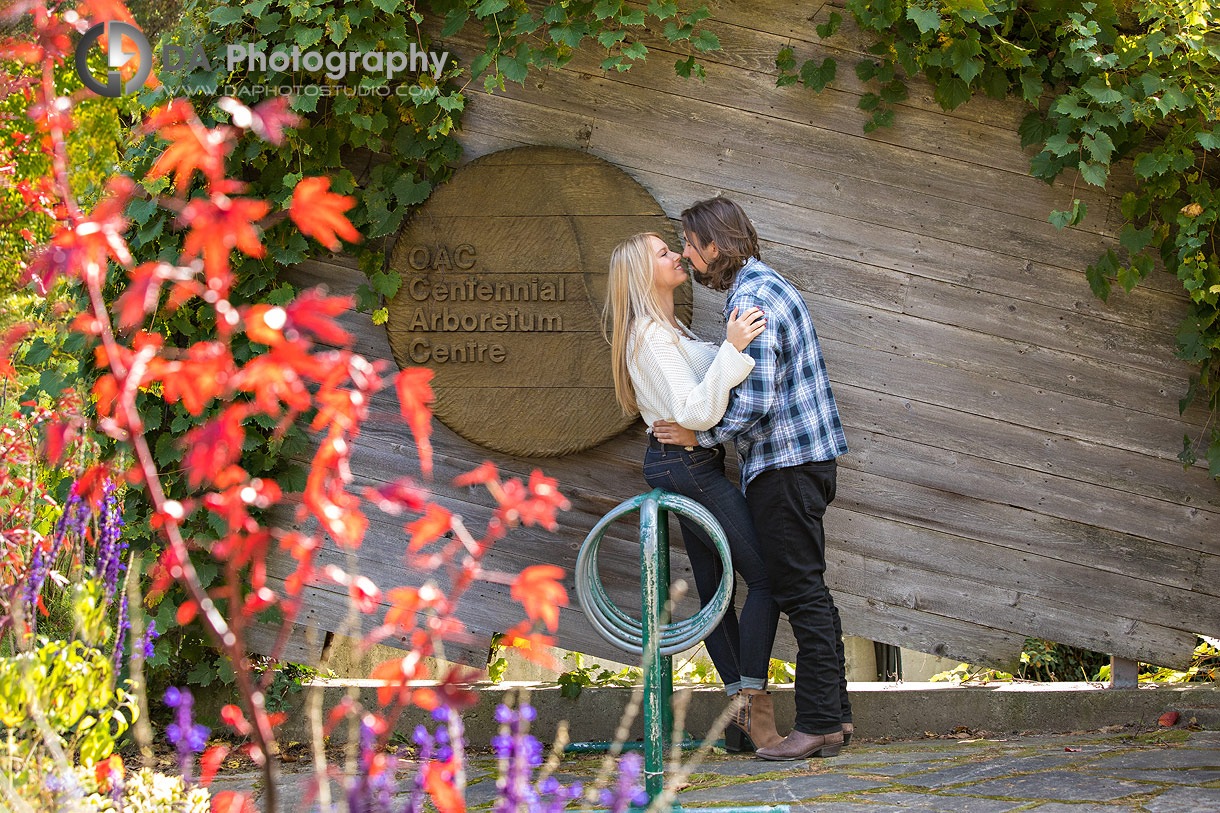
top-left (680, 197), bottom-right (760, 291)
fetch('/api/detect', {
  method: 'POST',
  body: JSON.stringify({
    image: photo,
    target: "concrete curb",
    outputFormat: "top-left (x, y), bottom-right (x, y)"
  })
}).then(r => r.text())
top-left (254, 680), bottom-right (1220, 745)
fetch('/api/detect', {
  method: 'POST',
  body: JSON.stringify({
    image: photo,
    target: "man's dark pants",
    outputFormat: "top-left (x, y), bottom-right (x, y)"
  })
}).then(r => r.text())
top-left (746, 459), bottom-right (851, 736)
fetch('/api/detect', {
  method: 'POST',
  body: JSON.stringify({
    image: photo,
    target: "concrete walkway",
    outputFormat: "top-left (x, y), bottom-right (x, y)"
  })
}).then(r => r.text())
top-left (210, 727), bottom-right (1220, 811)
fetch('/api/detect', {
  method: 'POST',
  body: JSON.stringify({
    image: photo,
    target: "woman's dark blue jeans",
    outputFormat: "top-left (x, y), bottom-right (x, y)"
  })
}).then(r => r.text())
top-left (642, 439), bottom-right (780, 693)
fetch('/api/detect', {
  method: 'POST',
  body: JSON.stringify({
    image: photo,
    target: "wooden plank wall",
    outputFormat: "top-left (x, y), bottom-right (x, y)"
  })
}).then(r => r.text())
top-left (261, 0), bottom-right (1220, 671)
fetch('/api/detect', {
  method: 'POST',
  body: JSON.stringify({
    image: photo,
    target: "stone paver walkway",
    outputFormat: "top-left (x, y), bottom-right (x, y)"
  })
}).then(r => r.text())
top-left (211, 728), bottom-right (1220, 811)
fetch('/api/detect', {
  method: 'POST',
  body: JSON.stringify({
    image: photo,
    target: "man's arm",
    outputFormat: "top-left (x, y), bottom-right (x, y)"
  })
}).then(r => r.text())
top-left (692, 289), bottom-right (781, 446)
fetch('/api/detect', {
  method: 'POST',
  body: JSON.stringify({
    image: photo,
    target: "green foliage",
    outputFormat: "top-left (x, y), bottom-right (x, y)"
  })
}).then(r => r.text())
top-left (930, 661), bottom-right (1015, 683)
top-left (1097, 636), bottom-right (1220, 683)
top-left (1018, 637), bottom-right (1110, 681)
top-left (485, 631), bottom-right (509, 682)
top-left (791, 0), bottom-right (1220, 474)
top-left (487, 653), bottom-right (509, 682)
top-left (932, 637), bottom-right (1142, 683)
top-left (767, 657), bottom-right (796, 684)
top-left (0, 59), bottom-right (130, 377)
top-left (672, 650), bottom-right (719, 684)
top-left (259, 660), bottom-right (319, 713)
top-left (0, 638), bottom-right (138, 779)
top-left (555, 651), bottom-right (790, 695)
top-left (556, 652), bottom-right (641, 698)
top-left (0, 68), bottom-right (129, 299)
top-left (447, 0), bottom-right (717, 87)
top-left (128, 0), bottom-right (189, 46)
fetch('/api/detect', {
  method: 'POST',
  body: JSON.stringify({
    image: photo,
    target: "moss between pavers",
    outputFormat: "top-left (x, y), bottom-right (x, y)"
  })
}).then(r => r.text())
top-left (1127, 729), bottom-right (1192, 745)
top-left (814, 784), bottom-right (1167, 807)
top-left (679, 767), bottom-right (818, 792)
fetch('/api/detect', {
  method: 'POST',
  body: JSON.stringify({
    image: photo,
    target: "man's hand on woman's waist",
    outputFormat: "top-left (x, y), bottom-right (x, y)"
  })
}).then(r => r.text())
top-left (652, 420), bottom-right (699, 447)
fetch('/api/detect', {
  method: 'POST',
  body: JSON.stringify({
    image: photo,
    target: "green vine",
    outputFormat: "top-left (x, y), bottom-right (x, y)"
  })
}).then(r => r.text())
top-left (781, 0), bottom-right (1220, 475)
top-left (122, 0), bottom-right (719, 495)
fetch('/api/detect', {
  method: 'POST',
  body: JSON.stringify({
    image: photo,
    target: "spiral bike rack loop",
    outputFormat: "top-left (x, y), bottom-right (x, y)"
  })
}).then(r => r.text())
top-left (576, 490), bottom-right (734, 657)
top-left (572, 490), bottom-right (787, 812)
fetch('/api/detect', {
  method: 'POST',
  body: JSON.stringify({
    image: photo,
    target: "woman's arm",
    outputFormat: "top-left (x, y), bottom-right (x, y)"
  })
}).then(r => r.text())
top-left (694, 286), bottom-right (781, 447)
top-left (631, 322), bottom-right (756, 431)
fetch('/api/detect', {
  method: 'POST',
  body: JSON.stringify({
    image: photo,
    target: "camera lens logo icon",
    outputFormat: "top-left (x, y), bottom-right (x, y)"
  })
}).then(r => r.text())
top-left (75, 21), bottom-right (150, 98)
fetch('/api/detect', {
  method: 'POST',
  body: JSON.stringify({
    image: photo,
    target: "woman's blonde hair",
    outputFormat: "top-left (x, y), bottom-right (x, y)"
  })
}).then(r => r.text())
top-left (604, 232), bottom-right (678, 415)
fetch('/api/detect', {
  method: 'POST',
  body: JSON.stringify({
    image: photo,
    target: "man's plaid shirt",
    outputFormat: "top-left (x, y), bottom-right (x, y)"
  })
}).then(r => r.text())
top-left (694, 258), bottom-right (848, 489)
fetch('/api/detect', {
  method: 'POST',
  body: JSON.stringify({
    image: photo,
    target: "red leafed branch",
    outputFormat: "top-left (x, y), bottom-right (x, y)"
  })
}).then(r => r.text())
top-left (5, 5), bottom-right (574, 811)
top-left (512, 565), bottom-right (568, 632)
top-left (290, 176), bottom-right (360, 251)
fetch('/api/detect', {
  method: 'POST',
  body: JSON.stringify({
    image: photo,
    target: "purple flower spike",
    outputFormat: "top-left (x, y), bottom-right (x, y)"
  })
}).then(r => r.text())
top-left (606, 751), bottom-right (646, 813)
top-left (24, 544), bottom-right (50, 623)
top-left (492, 703), bottom-right (540, 813)
top-left (94, 479), bottom-right (128, 602)
top-left (164, 687), bottom-right (208, 785)
top-left (186, 723), bottom-right (209, 751)
top-left (404, 727), bottom-right (434, 813)
top-left (55, 492), bottom-right (90, 541)
top-left (139, 620), bottom-right (159, 660)
top-left (111, 593), bottom-right (129, 673)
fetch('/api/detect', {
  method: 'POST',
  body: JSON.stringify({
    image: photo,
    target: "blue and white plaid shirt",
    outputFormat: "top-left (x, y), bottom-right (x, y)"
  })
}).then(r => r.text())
top-left (695, 258), bottom-right (848, 489)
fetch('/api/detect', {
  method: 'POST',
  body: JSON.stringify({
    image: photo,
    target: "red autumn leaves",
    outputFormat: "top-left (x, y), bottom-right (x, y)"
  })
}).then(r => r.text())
top-left (128, 100), bottom-right (572, 680)
top-left (10, 65), bottom-right (578, 813)
top-left (396, 367), bottom-right (436, 476)
top-left (291, 177), bottom-right (359, 252)
top-left (20, 97), bottom-right (350, 303)
top-left (179, 196), bottom-right (270, 284)
top-left (407, 503), bottom-right (452, 553)
top-left (150, 124), bottom-right (236, 195)
top-left (364, 464), bottom-right (572, 706)
top-left (33, 93), bottom-right (575, 656)
top-left (512, 565), bottom-right (567, 633)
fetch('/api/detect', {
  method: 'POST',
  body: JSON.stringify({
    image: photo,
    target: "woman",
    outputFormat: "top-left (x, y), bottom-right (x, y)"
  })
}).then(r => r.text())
top-left (605, 232), bottom-right (783, 752)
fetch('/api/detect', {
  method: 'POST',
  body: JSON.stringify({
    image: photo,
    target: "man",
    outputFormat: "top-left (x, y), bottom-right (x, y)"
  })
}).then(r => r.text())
top-left (652, 196), bottom-right (852, 760)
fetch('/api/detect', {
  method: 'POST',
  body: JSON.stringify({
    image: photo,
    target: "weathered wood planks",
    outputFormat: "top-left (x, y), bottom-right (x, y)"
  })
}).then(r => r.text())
top-left (252, 1), bottom-right (1220, 674)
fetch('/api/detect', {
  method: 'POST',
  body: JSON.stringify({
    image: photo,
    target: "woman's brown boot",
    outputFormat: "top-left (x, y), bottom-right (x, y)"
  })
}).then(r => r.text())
top-left (724, 689), bottom-right (783, 752)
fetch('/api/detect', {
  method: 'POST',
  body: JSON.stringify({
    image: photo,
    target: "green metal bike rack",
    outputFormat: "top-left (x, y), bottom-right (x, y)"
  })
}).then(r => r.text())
top-left (575, 489), bottom-right (789, 813)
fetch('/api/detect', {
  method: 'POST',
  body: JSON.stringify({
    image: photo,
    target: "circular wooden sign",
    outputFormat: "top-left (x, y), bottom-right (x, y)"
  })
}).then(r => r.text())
top-left (386, 146), bottom-right (691, 457)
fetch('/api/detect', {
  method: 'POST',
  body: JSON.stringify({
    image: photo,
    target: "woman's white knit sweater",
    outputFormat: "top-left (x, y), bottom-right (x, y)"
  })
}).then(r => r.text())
top-left (627, 318), bottom-right (756, 432)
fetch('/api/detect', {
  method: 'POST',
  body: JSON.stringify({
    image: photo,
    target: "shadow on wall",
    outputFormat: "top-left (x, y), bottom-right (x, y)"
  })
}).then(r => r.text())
top-left (318, 633), bottom-right (960, 683)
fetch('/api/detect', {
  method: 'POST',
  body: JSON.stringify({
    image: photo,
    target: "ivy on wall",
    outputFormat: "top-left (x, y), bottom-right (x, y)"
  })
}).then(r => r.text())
top-left (122, 0), bottom-right (719, 484)
top-left (779, 0), bottom-right (1220, 475)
